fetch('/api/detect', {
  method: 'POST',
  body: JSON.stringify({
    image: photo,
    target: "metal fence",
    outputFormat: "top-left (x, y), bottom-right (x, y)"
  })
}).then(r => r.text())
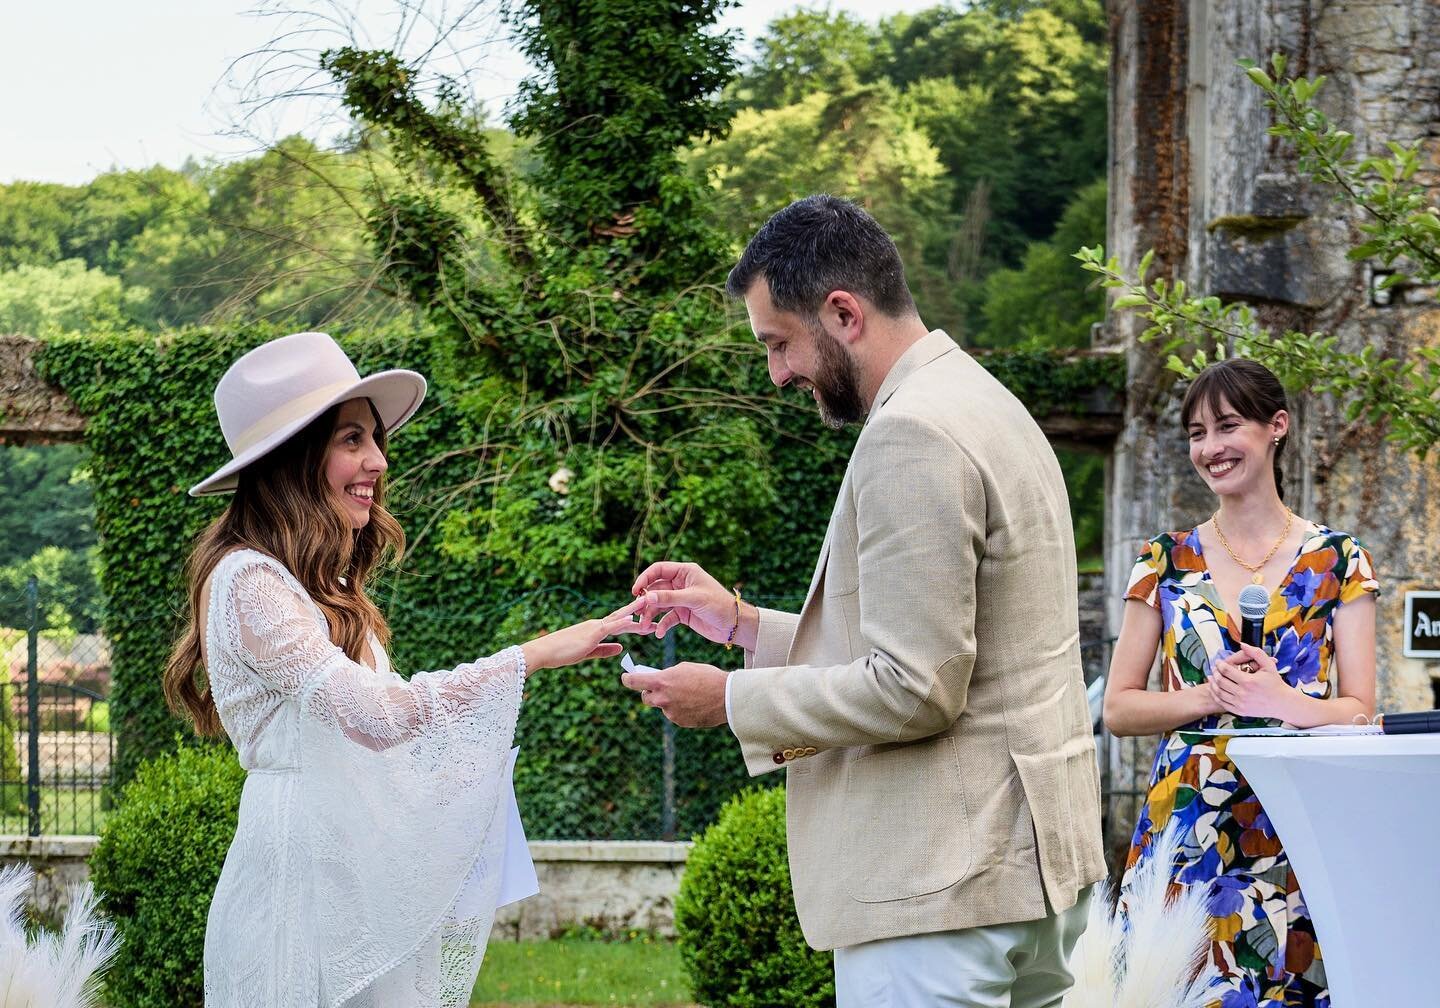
top-left (1, 577), bottom-right (113, 836)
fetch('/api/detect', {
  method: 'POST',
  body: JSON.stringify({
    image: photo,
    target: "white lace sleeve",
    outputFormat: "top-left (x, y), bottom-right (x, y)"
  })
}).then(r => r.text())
top-left (214, 553), bottom-right (523, 1007)
top-left (223, 557), bottom-right (525, 750)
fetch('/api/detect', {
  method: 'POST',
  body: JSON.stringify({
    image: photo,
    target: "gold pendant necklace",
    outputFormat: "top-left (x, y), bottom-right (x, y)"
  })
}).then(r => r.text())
top-left (1212, 509), bottom-right (1294, 584)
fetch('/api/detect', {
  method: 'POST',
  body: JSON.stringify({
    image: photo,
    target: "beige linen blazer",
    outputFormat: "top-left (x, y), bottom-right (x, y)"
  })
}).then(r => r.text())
top-left (728, 330), bottom-right (1106, 952)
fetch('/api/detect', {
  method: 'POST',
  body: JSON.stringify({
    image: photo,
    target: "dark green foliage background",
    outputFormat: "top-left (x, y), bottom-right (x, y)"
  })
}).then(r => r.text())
top-left (676, 786), bottom-right (834, 1008)
top-left (88, 743), bottom-right (247, 1008)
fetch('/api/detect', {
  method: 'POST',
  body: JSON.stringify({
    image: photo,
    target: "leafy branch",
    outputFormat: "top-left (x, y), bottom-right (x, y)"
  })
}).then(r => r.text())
top-left (1075, 54), bottom-right (1440, 458)
top-left (1241, 53), bottom-right (1440, 288)
top-left (1075, 247), bottom-right (1440, 456)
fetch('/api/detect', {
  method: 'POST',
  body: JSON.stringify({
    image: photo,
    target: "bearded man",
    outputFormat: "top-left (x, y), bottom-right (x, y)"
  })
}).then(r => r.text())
top-left (623, 195), bottom-right (1105, 1007)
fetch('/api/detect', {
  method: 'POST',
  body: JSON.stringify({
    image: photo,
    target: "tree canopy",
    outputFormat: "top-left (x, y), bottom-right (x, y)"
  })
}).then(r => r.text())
top-left (704, 0), bottom-right (1106, 339)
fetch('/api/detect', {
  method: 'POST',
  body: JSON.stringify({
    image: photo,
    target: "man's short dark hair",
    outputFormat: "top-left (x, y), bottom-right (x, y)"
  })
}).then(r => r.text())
top-left (725, 195), bottom-right (917, 319)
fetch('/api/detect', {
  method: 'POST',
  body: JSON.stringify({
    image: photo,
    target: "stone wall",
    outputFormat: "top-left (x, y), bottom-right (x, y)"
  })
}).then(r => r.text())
top-left (0, 836), bottom-right (97, 927)
top-left (0, 334), bottom-right (84, 445)
top-left (0, 835), bottom-right (692, 939)
top-left (492, 841), bottom-right (690, 940)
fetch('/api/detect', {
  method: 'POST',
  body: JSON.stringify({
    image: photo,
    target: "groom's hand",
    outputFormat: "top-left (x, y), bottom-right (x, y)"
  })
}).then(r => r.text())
top-left (620, 661), bottom-right (729, 728)
top-left (631, 561), bottom-right (757, 651)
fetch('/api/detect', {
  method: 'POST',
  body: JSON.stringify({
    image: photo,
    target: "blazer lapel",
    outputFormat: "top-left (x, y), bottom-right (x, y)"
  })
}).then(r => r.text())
top-left (800, 518), bottom-right (835, 613)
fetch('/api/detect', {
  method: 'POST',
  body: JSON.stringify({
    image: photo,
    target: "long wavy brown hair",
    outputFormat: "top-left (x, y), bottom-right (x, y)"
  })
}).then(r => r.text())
top-left (164, 400), bottom-right (405, 736)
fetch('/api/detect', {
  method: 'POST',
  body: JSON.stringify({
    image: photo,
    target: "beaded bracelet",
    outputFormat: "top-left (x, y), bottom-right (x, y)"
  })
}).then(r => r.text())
top-left (724, 586), bottom-right (743, 650)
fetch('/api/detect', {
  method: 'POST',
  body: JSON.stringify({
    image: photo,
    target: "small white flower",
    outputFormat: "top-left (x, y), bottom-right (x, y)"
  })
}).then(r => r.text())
top-left (548, 466), bottom-right (574, 495)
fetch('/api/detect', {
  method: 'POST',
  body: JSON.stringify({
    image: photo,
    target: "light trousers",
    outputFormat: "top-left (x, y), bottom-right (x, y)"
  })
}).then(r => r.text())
top-left (833, 887), bottom-right (1093, 1008)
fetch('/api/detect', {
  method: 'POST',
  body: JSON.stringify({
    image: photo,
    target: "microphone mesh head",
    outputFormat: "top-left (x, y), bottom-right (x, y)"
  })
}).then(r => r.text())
top-left (1238, 583), bottom-right (1270, 621)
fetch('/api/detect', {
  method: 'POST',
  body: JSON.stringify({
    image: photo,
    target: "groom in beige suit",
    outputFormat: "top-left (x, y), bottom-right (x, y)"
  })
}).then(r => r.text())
top-left (622, 196), bottom-right (1105, 1006)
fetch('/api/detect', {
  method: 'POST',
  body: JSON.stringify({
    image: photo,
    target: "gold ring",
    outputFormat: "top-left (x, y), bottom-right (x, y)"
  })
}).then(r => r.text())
top-left (1240, 662), bottom-right (1256, 673)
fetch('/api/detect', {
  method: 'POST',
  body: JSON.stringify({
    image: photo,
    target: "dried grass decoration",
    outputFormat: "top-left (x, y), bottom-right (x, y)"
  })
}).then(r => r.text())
top-left (1062, 824), bottom-right (1219, 1008)
top-left (0, 863), bottom-right (119, 1008)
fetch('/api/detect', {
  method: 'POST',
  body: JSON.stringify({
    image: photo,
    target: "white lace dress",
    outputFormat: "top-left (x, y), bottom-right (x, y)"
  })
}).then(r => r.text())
top-left (201, 549), bottom-right (525, 1007)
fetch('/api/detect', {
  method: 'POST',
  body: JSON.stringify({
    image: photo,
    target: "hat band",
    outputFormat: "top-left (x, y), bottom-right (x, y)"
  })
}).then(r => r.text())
top-left (229, 380), bottom-right (358, 455)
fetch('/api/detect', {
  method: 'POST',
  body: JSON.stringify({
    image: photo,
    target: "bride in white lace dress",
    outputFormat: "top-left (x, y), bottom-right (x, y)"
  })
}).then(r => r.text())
top-left (162, 333), bottom-right (641, 1007)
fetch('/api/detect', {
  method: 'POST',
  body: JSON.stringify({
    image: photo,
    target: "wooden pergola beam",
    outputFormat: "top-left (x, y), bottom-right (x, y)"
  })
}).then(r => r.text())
top-left (0, 334), bottom-right (1127, 449)
top-left (0, 335), bottom-right (85, 446)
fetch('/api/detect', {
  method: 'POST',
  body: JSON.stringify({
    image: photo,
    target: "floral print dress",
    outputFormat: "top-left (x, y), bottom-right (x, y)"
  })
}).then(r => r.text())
top-left (1120, 524), bottom-right (1378, 1008)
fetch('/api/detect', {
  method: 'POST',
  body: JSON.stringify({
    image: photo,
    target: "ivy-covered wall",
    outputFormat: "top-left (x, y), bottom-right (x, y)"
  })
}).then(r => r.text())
top-left (38, 326), bottom-right (1121, 838)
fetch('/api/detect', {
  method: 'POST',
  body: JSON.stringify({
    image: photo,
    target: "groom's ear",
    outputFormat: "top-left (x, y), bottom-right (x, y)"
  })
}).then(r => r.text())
top-left (819, 290), bottom-right (865, 346)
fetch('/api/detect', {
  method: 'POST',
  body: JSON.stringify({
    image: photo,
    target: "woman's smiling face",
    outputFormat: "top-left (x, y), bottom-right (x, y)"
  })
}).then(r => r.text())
top-left (1186, 396), bottom-right (1285, 497)
top-left (324, 398), bottom-right (387, 529)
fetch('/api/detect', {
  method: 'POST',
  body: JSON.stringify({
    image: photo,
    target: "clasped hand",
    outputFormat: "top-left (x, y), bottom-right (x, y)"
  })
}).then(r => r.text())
top-left (1208, 643), bottom-right (1290, 719)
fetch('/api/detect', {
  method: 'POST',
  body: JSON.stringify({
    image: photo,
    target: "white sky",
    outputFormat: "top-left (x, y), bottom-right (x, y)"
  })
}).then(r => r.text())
top-left (1, 0), bottom-right (951, 185)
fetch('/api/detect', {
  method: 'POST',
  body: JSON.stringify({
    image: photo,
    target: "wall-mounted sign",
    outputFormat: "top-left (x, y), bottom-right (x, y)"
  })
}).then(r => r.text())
top-left (1403, 591), bottom-right (1440, 659)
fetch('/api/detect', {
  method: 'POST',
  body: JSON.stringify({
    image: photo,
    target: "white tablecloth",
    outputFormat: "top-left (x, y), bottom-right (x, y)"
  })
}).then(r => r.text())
top-left (1227, 734), bottom-right (1440, 1007)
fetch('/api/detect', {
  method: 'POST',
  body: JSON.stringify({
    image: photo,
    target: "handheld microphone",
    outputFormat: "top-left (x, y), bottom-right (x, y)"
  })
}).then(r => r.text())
top-left (1380, 711), bottom-right (1440, 734)
top-left (1237, 584), bottom-right (1270, 651)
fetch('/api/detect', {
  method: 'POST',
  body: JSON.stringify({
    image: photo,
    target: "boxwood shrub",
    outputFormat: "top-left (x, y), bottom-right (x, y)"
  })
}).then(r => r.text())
top-left (89, 743), bottom-right (244, 1008)
top-left (675, 785), bottom-right (834, 1008)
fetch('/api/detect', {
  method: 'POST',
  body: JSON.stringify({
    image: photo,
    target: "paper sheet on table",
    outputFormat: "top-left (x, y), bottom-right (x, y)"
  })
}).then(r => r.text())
top-left (1192, 724), bottom-right (1382, 737)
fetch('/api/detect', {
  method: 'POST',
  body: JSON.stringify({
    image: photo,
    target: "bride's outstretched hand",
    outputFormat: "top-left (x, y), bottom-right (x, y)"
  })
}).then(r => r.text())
top-left (520, 599), bottom-right (644, 674)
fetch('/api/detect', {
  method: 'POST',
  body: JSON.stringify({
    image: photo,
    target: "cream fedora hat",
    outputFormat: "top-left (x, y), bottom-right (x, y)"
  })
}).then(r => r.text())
top-left (189, 331), bottom-right (427, 496)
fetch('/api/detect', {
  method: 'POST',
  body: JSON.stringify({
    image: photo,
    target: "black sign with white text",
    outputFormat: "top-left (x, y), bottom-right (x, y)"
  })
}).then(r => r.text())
top-left (1403, 591), bottom-right (1440, 659)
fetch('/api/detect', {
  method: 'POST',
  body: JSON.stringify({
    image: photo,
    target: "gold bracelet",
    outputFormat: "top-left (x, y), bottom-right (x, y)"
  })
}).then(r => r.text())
top-left (724, 586), bottom-right (743, 650)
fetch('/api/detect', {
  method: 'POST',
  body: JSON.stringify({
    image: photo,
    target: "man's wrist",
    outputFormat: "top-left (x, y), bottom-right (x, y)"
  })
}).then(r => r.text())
top-left (733, 600), bottom-right (760, 653)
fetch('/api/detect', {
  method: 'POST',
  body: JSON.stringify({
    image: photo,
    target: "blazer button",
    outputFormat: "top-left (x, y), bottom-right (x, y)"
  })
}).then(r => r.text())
top-left (782, 748), bottom-right (796, 761)
top-left (772, 752), bottom-right (785, 765)
top-left (803, 747), bottom-right (817, 756)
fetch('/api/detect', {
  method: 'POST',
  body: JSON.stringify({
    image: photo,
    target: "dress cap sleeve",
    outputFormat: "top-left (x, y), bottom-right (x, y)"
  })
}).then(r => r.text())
top-left (1338, 536), bottom-right (1380, 604)
top-left (1124, 539), bottom-right (1162, 609)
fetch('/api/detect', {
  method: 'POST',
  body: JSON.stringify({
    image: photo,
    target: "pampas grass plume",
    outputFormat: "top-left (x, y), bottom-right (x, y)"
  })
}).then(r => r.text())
top-left (1062, 824), bottom-right (1218, 1008)
top-left (0, 863), bottom-right (119, 1008)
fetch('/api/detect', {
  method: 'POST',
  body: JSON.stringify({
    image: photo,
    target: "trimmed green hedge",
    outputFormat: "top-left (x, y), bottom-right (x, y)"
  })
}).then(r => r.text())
top-left (676, 785), bottom-right (833, 1007)
top-left (89, 743), bottom-right (246, 1008)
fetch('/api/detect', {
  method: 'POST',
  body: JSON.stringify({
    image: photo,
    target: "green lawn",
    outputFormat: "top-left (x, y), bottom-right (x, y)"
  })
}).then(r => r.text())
top-left (472, 936), bottom-right (694, 1007)
top-left (0, 785), bottom-right (108, 835)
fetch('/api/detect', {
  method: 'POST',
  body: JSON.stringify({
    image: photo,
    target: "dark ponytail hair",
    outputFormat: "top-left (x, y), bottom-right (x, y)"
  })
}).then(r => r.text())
top-left (1180, 358), bottom-right (1289, 500)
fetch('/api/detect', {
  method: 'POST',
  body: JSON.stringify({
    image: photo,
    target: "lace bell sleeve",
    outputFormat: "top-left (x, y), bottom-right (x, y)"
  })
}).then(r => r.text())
top-left (217, 554), bottom-right (523, 1007)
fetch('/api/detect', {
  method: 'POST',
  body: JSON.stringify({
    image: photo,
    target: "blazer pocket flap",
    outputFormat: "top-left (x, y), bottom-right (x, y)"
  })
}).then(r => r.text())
top-left (843, 736), bottom-right (973, 903)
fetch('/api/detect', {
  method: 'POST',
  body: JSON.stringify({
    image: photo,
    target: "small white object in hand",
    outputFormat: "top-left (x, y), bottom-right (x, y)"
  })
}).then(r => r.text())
top-left (621, 653), bottom-right (660, 676)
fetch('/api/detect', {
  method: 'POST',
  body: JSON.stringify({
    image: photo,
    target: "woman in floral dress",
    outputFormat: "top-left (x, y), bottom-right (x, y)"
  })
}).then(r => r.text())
top-left (1103, 359), bottom-right (1377, 1008)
